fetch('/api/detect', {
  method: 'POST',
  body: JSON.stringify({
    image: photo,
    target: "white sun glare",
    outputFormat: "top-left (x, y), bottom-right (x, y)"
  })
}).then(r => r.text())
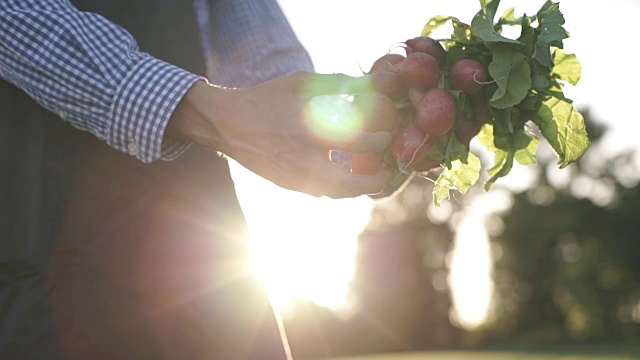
top-left (229, 160), bottom-right (373, 313)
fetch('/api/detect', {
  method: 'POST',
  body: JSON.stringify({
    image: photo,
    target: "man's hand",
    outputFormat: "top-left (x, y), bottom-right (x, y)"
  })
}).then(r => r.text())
top-left (167, 71), bottom-right (396, 199)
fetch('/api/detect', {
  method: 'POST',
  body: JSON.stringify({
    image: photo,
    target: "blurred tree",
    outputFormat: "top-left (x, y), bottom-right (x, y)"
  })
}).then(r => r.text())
top-left (484, 109), bottom-right (640, 345)
top-left (343, 178), bottom-right (472, 354)
top-left (284, 180), bottom-right (469, 359)
top-left (349, 200), bottom-right (463, 353)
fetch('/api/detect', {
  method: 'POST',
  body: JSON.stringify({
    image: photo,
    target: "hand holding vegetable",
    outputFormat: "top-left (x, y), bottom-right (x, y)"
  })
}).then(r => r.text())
top-left (167, 71), bottom-right (400, 199)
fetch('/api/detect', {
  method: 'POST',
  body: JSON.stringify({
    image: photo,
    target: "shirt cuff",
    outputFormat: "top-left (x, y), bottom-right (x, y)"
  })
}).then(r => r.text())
top-left (107, 56), bottom-right (202, 163)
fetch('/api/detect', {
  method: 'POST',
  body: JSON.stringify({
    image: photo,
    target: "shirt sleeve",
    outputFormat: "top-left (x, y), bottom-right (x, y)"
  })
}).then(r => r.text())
top-left (0, 0), bottom-right (202, 163)
top-left (196, 0), bottom-right (315, 88)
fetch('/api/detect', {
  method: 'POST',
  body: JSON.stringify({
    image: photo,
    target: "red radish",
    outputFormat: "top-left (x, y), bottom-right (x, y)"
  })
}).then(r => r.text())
top-left (351, 152), bottom-right (385, 175)
top-left (449, 59), bottom-right (487, 95)
top-left (368, 71), bottom-right (407, 101)
top-left (391, 123), bottom-right (432, 167)
top-left (350, 92), bottom-right (399, 131)
top-left (405, 36), bottom-right (447, 65)
top-left (369, 53), bottom-right (405, 73)
top-left (393, 52), bottom-right (440, 90)
top-left (416, 88), bottom-right (457, 136)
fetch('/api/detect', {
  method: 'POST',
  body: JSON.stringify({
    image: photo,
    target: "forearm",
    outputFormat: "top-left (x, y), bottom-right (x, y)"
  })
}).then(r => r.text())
top-left (0, 0), bottom-right (200, 163)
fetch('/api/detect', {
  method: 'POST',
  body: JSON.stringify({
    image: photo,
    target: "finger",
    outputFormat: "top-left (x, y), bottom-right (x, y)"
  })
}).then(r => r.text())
top-left (329, 169), bottom-right (391, 199)
top-left (368, 71), bottom-right (407, 100)
top-left (310, 162), bottom-right (391, 199)
top-left (300, 73), bottom-right (373, 97)
top-left (273, 151), bottom-right (390, 198)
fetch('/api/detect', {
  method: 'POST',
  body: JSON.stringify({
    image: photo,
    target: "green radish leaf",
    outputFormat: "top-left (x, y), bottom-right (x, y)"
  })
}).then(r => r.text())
top-left (518, 94), bottom-right (541, 113)
top-left (532, 60), bottom-right (552, 90)
top-left (422, 16), bottom-right (472, 43)
top-left (497, 7), bottom-right (517, 26)
top-left (536, 78), bottom-right (571, 102)
top-left (422, 15), bottom-right (456, 37)
top-left (497, 7), bottom-right (537, 28)
top-left (533, 1), bottom-right (568, 67)
top-left (450, 90), bottom-right (475, 121)
top-left (471, 0), bottom-right (522, 44)
top-left (452, 20), bottom-right (473, 43)
top-left (518, 14), bottom-right (536, 58)
top-left (426, 134), bottom-right (449, 163)
top-left (535, 97), bottom-right (589, 168)
top-left (532, 74), bottom-right (551, 90)
top-left (444, 44), bottom-right (486, 67)
top-left (485, 147), bottom-right (514, 190)
top-left (478, 123), bottom-right (498, 152)
top-left (514, 128), bottom-right (539, 165)
top-left (480, 0), bottom-right (500, 23)
top-left (443, 133), bottom-right (467, 165)
top-left (433, 137), bottom-right (481, 206)
top-left (478, 123), bottom-right (514, 190)
top-left (488, 48), bottom-right (532, 109)
top-left (537, 1), bottom-right (568, 48)
top-left (533, 42), bottom-right (553, 68)
top-left (492, 107), bottom-right (513, 135)
top-left (433, 179), bottom-right (452, 206)
top-left (552, 49), bottom-right (582, 86)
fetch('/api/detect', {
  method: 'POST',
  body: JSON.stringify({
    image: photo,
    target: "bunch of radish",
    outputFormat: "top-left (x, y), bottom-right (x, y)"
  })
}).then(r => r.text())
top-left (345, 0), bottom-right (588, 205)
top-left (349, 36), bottom-right (488, 179)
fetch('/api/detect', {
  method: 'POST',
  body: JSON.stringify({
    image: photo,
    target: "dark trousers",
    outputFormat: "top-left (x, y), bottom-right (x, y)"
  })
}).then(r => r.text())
top-left (1, 86), bottom-right (287, 359)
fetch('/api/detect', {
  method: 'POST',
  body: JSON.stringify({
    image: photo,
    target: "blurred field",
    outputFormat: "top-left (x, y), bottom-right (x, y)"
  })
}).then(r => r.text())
top-left (326, 346), bottom-right (640, 360)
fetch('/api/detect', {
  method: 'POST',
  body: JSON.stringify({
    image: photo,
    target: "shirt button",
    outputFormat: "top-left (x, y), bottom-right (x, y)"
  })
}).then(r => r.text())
top-left (127, 141), bottom-right (139, 156)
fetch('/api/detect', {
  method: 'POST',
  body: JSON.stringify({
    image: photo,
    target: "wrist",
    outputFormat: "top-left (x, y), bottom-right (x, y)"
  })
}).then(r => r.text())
top-left (165, 80), bottom-right (230, 153)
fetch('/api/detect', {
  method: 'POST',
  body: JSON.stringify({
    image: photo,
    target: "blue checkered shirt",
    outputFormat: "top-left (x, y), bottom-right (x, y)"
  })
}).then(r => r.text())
top-left (0, 0), bottom-right (314, 163)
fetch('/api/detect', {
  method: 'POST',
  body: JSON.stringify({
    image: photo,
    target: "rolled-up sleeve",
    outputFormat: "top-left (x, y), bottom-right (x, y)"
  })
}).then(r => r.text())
top-left (0, 0), bottom-right (201, 163)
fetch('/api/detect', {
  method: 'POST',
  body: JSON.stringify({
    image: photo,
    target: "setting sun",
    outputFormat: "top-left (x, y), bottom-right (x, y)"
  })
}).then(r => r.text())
top-left (230, 160), bottom-right (373, 313)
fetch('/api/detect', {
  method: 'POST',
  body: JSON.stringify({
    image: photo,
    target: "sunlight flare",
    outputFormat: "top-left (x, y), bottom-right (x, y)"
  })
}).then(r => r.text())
top-left (304, 94), bottom-right (362, 147)
top-left (230, 160), bottom-right (373, 312)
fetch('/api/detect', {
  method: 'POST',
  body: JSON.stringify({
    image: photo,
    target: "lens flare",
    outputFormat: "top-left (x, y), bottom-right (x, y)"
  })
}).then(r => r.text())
top-left (304, 94), bottom-right (363, 145)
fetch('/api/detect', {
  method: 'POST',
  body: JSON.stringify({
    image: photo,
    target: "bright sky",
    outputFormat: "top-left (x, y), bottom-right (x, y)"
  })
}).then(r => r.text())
top-left (230, 0), bottom-right (640, 329)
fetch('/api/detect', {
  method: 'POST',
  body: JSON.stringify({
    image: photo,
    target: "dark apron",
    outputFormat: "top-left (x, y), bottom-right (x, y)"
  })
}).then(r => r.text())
top-left (0, 79), bottom-right (74, 360)
top-left (1, 1), bottom-right (286, 359)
